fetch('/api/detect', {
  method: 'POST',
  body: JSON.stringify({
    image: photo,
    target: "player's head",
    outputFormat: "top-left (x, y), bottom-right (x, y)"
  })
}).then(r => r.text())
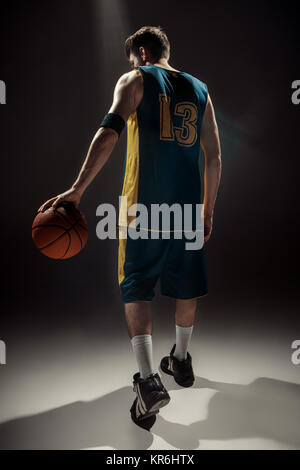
top-left (125, 26), bottom-right (170, 68)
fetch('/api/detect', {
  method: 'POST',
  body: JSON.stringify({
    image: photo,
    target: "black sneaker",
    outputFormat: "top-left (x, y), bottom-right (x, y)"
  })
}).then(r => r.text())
top-left (130, 398), bottom-right (157, 431)
top-left (130, 372), bottom-right (171, 428)
top-left (160, 344), bottom-right (195, 387)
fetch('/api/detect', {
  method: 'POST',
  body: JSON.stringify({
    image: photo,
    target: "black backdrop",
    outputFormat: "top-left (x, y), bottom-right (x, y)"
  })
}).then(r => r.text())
top-left (0, 0), bottom-right (299, 340)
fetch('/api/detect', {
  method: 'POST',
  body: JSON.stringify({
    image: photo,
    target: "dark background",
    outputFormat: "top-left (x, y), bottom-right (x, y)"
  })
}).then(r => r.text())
top-left (0, 0), bottom-right (299, 342)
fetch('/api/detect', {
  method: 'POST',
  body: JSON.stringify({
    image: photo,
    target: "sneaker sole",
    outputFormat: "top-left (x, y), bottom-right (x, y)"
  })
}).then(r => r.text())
top-left (132, 408), bottom-right (159, 422)
top-left (160, 360), bottom-right (195, 388)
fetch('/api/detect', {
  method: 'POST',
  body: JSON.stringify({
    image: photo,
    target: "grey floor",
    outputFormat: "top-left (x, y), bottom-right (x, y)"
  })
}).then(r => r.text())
top-left (0, 319), bottom-right (299, 450)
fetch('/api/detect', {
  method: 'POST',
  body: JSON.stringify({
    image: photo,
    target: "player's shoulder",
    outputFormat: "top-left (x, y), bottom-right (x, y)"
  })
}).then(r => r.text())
top-left (184, 71), bottom-right (207, 89)
top-left (117, 68), bottom-right (143, 89)
top-left (182, 71), bottom-right (208, 103)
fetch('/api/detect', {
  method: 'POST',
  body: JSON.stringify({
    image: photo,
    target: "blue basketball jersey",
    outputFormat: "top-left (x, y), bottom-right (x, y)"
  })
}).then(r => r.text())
top-left (118, 64), bottom-right (208, 231)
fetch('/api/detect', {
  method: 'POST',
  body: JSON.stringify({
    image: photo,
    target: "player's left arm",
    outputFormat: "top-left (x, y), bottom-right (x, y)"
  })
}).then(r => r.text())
top-left (200, 93), bottom-right (222, 243)
top-left (38, 69), bottom-right (143, 212)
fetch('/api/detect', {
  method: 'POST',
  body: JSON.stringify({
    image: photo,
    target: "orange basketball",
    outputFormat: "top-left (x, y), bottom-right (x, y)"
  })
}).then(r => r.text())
top-left (32, 202), bottom-right (88, 259)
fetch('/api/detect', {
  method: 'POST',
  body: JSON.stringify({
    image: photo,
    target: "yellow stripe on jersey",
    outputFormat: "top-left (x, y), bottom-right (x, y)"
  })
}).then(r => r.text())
top-left (118, 111), bottom-right (140, 285)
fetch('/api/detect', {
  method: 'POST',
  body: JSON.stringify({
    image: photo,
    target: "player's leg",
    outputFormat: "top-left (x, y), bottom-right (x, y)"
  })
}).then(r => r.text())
top-left (173, 297), bottom-right (198, 360)
top-left (119, 237), bottom-right (171, 427)
top-left (160, 297), bottom-right (197, 387)
top-left (159, 236), bottom-right (207, 386)
top-left (120, 236), bottom-right (168, 379)
top-left (124, 301), bottom-right (152, 339)
top-left (124, 301), bottom-right (170, 428)
top-left (124, 301), bottom-right (154, 379)
top-left (175, 298), bottom-right (198, 327)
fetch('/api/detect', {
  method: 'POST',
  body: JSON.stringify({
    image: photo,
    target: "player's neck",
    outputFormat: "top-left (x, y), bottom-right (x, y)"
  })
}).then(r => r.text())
top-left (145, 59), bottom-right (179, 72)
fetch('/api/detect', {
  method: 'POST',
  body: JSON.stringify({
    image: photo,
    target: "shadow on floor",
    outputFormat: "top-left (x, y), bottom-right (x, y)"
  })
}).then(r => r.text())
top-left (155, 375), bottom-right (300, 449)
top-left (0, 376), bottom-right (299, 449)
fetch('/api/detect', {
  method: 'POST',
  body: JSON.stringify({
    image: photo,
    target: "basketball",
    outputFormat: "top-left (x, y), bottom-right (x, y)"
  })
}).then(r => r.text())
top-left (32, 202), bottom-right (88, 259)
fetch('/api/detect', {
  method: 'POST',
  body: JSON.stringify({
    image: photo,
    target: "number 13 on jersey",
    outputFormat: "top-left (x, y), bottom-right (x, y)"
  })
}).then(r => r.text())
top-left (159, 93), bottom-right (198, 147)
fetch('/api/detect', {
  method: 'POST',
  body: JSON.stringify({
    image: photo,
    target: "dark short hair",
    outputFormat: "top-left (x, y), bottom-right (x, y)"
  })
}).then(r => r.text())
top-left (125, 26), bottom-right (170, 61)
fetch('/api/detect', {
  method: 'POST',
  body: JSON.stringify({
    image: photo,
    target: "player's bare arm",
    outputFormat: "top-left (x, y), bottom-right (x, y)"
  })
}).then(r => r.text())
top-left (38, 68), bottom-right (143, 212)
top-left (200, 94), bottom-right (222, 243)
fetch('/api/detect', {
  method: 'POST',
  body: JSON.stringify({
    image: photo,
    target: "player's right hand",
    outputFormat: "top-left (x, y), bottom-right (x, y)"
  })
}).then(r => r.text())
top-left (38, 187), bottom-right (82, 213)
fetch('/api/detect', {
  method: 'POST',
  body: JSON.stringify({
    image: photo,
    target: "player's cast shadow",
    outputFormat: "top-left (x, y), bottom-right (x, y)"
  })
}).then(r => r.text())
top-left (0, 386), bottom-right (152, 450)
top-left (154, 374), bottom-right (300, 449)
top-left (0, 375), bottom-right (299, 449)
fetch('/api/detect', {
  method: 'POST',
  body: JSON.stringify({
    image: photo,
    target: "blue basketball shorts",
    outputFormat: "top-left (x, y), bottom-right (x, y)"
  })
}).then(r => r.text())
top-left (118, 231), bottom-right (208, 303)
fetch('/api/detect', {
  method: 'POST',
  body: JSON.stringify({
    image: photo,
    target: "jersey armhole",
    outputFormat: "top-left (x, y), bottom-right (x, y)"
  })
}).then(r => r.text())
top-left (203, 83), bottom-right (209, 107)
top-left (134, 66), bottom-right (146, 112)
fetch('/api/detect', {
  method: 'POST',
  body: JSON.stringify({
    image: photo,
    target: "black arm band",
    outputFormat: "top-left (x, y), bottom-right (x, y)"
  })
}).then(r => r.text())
top-left (99, 112), bottom-right (125, 136)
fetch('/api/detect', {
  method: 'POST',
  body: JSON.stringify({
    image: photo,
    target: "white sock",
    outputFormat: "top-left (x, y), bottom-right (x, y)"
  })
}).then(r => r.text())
top-left (173, 325), bottom-right (194, 361)
top-left (131, 334), bottom-right (154, 379)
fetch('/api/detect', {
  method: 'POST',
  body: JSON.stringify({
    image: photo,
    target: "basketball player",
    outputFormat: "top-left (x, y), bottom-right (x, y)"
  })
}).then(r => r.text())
top-left (39, 26), bottom-right (222, 430)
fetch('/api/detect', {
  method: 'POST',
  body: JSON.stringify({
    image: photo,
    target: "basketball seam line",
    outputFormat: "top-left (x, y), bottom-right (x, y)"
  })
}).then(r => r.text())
top-left (60, 230), bottom-right (72, 259)
top-left (77, 222), bottom-right (88, 231)
top-left (37, 225), bottom-right (74, 251)
top-left (54, 209), bottom-right (83, 249)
